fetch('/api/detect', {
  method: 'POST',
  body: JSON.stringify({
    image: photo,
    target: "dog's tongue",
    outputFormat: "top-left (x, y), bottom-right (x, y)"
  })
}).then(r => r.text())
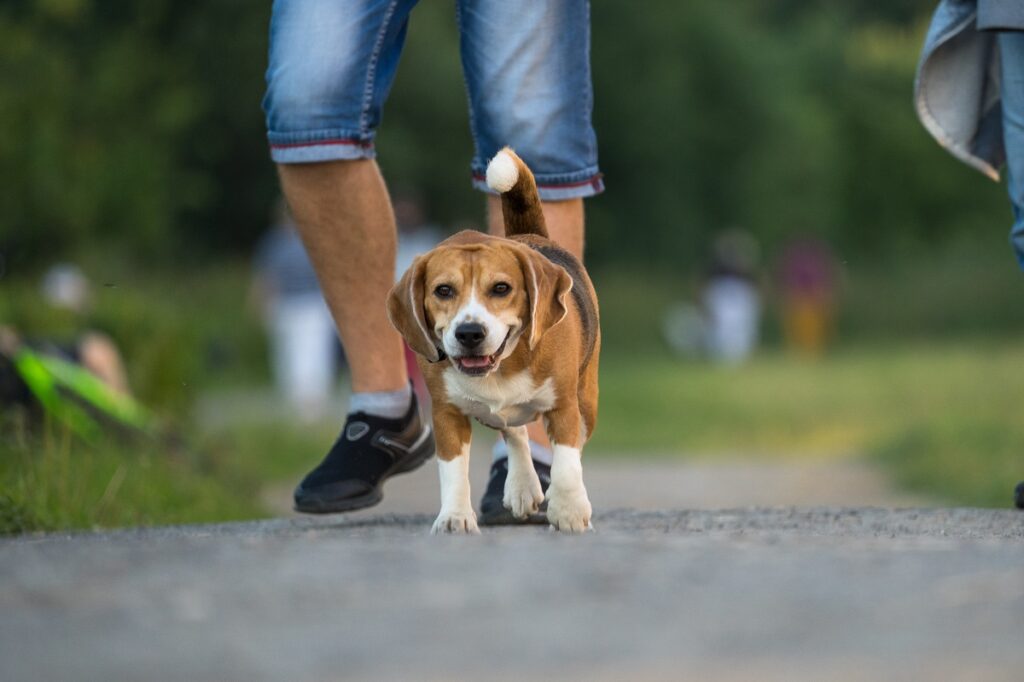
top-left (460, 356), bottom-right (491, 368)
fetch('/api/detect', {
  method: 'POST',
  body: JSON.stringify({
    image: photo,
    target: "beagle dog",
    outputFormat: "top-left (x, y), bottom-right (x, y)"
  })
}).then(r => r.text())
top-left (387, 148), bottom-right (600, 534)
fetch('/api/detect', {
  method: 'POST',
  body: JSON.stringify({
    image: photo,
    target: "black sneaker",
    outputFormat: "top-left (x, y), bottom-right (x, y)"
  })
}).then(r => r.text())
top-left (478, 457), bottom-right (551, 526)
top-left (293, 392), bottom-right (434, 514)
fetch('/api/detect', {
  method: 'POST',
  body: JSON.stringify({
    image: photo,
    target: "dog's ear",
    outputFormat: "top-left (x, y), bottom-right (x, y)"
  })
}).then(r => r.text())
top-left (514, 246), bottom-right (573, 349)
top-left (387, 254), bottom-right (441, 362)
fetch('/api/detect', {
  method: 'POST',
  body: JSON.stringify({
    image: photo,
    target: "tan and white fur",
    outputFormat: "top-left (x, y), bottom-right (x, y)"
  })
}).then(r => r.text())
top-left (387, 148), bottom-right (600, 534)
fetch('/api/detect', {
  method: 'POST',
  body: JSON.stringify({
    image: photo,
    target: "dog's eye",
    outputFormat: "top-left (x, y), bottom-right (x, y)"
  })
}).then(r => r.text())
top-left (434, 284), bottom-right (454, 299)
top-left (491, 282), bottom-right (511, 296)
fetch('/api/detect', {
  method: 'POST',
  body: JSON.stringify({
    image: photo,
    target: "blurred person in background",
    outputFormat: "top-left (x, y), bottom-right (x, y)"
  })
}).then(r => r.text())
top-left (252, 199), bottom-right (338, 422)
top-left (916, 2), bottom-right (1024, 507)
top-left (393, 195), bottom-right (444, 279)
top-left (701, 230), bottom-right (762, 364)
top-left (916, 1), bottom-right (1024, 268)
top-left (1, 265), bottom-right (149, 440)
top-left (36, 264), bottom-right (131, 394)
top-left (263, 1), bottom-right (603, 519)
top-left (0, 325), bottom-right (131, 403)
top-left (392, 194), bottom-right (444, 406)
top-left (1, 323), bottom-right (157, 444)
top-left (778, 237), bottom-right (838, 357)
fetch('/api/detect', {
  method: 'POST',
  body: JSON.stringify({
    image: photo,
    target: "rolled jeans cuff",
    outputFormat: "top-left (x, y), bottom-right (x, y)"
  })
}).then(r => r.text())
top-left (268, 131), bottom-right (375, 163)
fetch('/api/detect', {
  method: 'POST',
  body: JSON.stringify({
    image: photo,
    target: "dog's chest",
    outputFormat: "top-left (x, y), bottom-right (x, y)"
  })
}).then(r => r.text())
top-left (442, 369), bottom-right (556, 430)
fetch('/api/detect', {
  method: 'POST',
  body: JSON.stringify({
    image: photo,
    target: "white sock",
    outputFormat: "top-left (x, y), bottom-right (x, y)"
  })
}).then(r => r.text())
top-left (492, 437), bottom-right (553, 466)
top-left (348, 384), bottom-right (412, 420)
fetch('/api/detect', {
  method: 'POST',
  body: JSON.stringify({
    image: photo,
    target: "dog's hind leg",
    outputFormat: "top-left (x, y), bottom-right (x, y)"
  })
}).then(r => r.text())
top-left (578, 355), bottom-right (599, 445)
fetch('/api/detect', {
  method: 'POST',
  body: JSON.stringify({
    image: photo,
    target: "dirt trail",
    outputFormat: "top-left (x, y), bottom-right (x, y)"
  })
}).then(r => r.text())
top-left (262, 442), bottom-right (927, 518)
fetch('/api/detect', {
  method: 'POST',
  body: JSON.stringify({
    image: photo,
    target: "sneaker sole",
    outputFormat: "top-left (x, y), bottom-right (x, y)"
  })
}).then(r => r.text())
top-left (294, 487), bottom-right (385, 514)
top-left (294, 428), bottom-right (436, 515)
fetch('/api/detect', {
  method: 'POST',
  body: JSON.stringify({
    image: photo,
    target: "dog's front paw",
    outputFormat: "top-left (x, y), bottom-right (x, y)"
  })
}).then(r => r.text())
top-left (431, 509), bottom-right (480, 535)
top-left (546, 484), bottom-right (593, 533)
top-left (503, 469), bottom-right (545, 519)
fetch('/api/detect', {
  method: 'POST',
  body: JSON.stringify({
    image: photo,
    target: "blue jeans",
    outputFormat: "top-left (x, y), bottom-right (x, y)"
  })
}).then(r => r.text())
top-left (263, 0), bottom-right (603, 200)
top-left (1000, 31), bottom-right (1024, 267)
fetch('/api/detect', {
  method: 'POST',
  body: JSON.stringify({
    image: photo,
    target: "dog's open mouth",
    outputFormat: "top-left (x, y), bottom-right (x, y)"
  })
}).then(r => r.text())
top-left (453, 333), bottom-right (509, 376)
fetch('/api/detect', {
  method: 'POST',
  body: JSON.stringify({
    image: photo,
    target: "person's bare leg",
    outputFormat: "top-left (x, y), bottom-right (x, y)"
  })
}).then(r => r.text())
top-left (488, 195), bottom-right (584, 448)
top-left (278, 159), bottom-right (408, 394)
top-left (487, 195), bottom-right (584, 260)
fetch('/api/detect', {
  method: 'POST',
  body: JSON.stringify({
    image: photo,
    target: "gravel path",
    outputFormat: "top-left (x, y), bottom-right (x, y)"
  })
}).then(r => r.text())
top-left (3, 508), bottom-right (1023, 681)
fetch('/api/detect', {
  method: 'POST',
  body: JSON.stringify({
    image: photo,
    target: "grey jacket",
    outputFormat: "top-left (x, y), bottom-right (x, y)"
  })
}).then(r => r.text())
top-left (914, 0), bottom-right (1024, 181)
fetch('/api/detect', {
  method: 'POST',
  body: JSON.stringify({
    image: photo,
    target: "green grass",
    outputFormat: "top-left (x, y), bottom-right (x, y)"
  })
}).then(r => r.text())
top-left (873, 420), bottom-right (1023, 509)
top-left (0, 415), bottom-right (267, 535)
top-left (590, 340), bottom-right (1024, 507)
top-left (201, 417), bottom-right (338, 484)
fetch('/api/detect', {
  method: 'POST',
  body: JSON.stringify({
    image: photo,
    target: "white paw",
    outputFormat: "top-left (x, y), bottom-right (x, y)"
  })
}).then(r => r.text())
top-left (503, 469), bottom-right (545, 519)
top-left (431, 509), bottom-right (480, 535)
top-left (546, 484), bottom-right (593, 533)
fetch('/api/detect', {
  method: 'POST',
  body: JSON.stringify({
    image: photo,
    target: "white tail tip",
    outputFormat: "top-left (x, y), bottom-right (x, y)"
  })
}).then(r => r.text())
top-left (486, 150), bottom-right (518, 193)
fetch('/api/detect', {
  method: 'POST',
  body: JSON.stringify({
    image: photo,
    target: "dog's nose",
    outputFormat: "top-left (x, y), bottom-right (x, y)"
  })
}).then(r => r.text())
top-left (455, 322), bottom-right (486, 349)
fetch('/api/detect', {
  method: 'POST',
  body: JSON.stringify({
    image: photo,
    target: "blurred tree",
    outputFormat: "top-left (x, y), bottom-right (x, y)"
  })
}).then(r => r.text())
top-left (0, 0), bottom-right (1011, 271)
top-left (0, 0), bottom-right (275, 264)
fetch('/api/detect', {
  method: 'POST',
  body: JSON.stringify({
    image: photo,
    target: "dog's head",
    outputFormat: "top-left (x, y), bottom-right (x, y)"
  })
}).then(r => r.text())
top-left (387, 233), bottom-right (572, 377)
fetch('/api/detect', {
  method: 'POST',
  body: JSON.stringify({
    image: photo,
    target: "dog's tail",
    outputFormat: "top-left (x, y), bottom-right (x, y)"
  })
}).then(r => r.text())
top-left (485, 147), bottom-right (548, 239)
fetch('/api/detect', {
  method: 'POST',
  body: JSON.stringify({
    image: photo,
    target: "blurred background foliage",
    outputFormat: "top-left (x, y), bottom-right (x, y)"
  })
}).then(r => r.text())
top-left (2, 0), bottom-right (1023, 531)
top-left (0, 0), bottom-right (1015, 268)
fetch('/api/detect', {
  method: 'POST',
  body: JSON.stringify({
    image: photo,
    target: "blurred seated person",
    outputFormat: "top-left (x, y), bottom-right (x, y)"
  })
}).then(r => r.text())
top-left (2, 262), bottom-right (131, 403)
top-left (0, 325), bottom-right (132, 407)
top-left (1, 264), bottom-right (157, 440)
top-left (0, 324), bottom-right (160, 444)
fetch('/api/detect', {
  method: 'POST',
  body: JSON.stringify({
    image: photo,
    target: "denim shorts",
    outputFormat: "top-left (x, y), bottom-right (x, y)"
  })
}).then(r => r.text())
top-left (263, 0), bottom-right (603, 200)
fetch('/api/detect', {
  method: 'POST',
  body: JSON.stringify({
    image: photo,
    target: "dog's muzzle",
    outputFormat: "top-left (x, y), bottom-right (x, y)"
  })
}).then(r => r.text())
top-left (451, 331), bottom-right (511, 376)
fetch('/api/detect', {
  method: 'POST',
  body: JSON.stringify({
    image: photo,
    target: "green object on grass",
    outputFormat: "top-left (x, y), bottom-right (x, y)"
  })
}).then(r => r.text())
top-left (11, 347), bottom-right (155, 442)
